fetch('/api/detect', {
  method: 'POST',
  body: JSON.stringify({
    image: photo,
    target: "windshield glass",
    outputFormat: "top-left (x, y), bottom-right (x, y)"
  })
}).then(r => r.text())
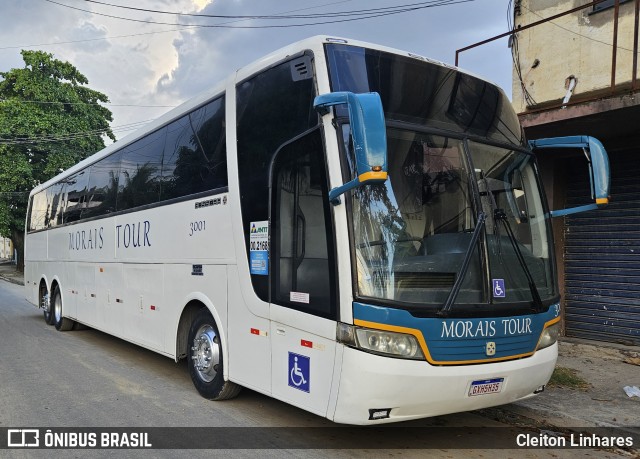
top-left (470, 140), bottom-right (555, 304)
top-left (346, 127), bottom-right (556, 308)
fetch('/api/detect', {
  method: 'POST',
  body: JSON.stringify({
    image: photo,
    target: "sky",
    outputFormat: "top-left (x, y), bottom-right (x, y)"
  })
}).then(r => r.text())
top-left (0, 0), bottom-right (514, 142)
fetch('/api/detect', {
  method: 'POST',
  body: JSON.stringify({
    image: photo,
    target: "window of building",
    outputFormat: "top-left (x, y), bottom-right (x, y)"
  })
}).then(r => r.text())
top-left (593, 0), bottom-right (632, 13)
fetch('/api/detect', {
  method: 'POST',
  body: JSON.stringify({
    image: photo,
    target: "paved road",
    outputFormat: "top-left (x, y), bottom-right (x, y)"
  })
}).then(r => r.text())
top-left (0, 280), bottom-right (626, 458)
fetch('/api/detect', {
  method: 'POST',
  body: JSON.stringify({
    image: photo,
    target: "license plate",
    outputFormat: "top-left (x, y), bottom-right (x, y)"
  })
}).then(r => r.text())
top-left (469, 378), bottom-right (504, 396)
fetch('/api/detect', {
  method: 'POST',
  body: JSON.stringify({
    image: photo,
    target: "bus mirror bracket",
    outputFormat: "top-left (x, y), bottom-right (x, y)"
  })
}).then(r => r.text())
top-left (528, 135), bottom-right (610, 217)
top-left (314, 91), bottom-right (388, 205)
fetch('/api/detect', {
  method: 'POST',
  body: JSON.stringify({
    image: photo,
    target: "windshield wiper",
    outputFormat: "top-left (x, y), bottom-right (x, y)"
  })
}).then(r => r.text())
top-left (493, 209), bottom-right (544, 313)
top-left (437, 211), bottom-right (486, 317)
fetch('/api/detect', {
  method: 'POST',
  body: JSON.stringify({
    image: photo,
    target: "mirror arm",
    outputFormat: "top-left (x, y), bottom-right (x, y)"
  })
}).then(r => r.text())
top-left (550, 203), bottom-right (598, 218)
top-left (314, 91), bottom-right (388, 205)
top-left (529, 135), bottom-right (611, 217)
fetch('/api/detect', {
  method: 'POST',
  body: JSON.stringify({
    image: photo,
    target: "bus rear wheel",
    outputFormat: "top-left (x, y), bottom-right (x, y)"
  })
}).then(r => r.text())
top-left (52, 286), bottom-right (75, 331)
top-left (187, 308), bottom-right (241, 400)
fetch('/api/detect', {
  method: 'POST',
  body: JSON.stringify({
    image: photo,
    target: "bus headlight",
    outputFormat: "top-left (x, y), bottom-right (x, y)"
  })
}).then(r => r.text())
top-left (537, 322), bottom-right (560, 350)
top-left (337, 323), bottom-right (425, 360)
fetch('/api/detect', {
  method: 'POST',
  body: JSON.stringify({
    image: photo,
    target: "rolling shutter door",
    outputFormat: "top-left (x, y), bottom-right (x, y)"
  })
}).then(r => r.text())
top-left (564, 150), bottom-right (640, 345)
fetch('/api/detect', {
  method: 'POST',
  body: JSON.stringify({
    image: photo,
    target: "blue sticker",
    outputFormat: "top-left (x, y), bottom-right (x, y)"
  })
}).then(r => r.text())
top-left (249, 221), bottom-right (269, 276)
top-left (493, 279), bottom-right (506, 298)
top-left (250, 251), bottom-right (268, 275)
top-left (288, 352), bottom-right (310, 393)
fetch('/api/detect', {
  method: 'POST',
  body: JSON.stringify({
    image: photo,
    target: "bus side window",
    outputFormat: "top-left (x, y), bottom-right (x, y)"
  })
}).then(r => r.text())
top-left (63, 170), bottom-right (89, 223)
top-left (28, 190), bottom-right (48, 232)
top-left (83, 151), bottom-right (122, 219)
top-left (236, 52), bottom-right (318, 302)
top-left (48, 183), bottom-right (65, 227)
top-left (117, 128), bottom-right (165, 211)
top-left (160, 96), bottom-right (227, 201)
top-left (271, 130), bottom-right (336, 318)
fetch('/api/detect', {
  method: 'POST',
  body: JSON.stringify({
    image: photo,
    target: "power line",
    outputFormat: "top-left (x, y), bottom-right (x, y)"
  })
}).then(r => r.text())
top-left (43, 0), bottom-right (473, 29)
top-left (79, 0), bottom-right (466, 19)
top-left (0, 28), bottom-right (195, 50)
top-left (0, 119), bottom-right (153, 145)
top-left (0, 99), bottom-right (177, 108)
top-left (1, 0), bottom-right (359, 50)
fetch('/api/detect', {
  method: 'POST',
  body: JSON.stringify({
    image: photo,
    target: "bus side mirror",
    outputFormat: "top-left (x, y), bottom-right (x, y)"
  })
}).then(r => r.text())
top-left (528, 135), bottom-right (611, 217)
top-left (314, 91), bottom-right (388, 204)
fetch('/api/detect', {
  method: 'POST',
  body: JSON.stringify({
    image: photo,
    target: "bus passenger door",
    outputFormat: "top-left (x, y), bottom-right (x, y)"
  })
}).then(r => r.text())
top-left (269, 130), bottom-right (338, 417)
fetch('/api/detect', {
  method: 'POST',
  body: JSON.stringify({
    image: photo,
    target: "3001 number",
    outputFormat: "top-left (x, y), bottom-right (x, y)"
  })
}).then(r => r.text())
top-left (189, 220), bottom-right (206, 236)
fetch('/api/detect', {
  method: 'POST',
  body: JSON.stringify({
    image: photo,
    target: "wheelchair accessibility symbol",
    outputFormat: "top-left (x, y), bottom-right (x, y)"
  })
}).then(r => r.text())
top-left (288, 352), bottom-right (310, 393)
top-left (493, 279), bottom-right (506, 298)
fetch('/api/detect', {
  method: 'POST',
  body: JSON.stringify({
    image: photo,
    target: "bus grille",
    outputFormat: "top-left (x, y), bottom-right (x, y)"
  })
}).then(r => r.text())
top-left (394, 272), bottom-right (455, 289)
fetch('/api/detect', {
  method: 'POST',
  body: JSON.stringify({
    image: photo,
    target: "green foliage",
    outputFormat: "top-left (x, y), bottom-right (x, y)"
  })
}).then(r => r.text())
top-left (0, 50), bottom-right (114, 255)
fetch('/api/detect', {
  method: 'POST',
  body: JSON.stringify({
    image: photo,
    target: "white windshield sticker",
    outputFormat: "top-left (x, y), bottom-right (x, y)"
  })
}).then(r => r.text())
top-left (290, 292), bottom-right (310, 304)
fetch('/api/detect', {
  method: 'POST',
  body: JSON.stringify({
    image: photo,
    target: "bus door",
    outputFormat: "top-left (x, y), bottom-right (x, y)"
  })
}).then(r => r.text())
top-left (269, 129), bottom-right (338, 416)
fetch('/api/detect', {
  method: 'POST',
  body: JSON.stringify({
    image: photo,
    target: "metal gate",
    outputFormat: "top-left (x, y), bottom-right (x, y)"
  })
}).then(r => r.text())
top-left (564, 150), bottom-right (640, 345)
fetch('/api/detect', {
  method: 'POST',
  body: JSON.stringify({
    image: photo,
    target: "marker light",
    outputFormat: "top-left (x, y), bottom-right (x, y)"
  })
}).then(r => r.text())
top-left (337, 323), bottom-right (424, 360)
top-left (537, 322), bottom-right (560, 351)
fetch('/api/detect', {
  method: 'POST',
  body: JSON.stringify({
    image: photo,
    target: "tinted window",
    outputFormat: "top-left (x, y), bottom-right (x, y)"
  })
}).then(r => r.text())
top-left (28, 191), bottom-right (48, 232)
top-left (161, 115), bottom-right (193, 200)
top-left (47, 183), bottom-right (65, 228)
top-left (272, 130), bottom-right (336, 318)
top-left (63, 170), bottom-right (89, 223)
top-left (593, 0), bottom-right (631, 12)
top-left (29, 95), bottom-right (228, 228)
top-left (161, 97), bottom-right (227, 200)
top-left (117, 128), bottom-right (165, 211)
top-left (325, 44), bottom-right (524, 146)
top-left (236, 53), bottom-right (318, 301)
top-left (83, 151), bottom-right (122, 219)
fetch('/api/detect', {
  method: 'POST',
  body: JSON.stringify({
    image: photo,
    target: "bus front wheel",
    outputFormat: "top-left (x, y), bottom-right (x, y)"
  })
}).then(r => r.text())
top-left (187, 308), bottom-right (241, 400)
top-left (52, 286), bottom-right (75, 331)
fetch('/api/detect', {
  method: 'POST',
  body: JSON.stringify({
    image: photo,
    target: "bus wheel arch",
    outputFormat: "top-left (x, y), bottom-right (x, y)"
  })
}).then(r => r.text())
top-left (39, 279), bottom-right (54, 325)
top-left (51, 282), bottom-right (74, 331)
top-left (175, 301), bottom-right (203, 361)
top-left (183, 305), bottom-right (241, 400)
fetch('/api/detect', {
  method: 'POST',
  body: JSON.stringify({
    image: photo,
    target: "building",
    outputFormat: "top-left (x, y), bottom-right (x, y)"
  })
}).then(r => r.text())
top-left (511, 0), bottom-right (639, 345)
top-left (1, 237), bottom-right (13, 260)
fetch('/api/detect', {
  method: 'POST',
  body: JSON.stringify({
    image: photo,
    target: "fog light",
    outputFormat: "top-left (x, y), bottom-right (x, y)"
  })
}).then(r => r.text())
top-left (368, 408), bottom-right (391, 420)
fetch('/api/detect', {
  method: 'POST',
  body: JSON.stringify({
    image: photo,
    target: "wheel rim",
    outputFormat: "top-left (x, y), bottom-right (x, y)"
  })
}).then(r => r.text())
top-left (53, 292), bottom-right (62, 323)
top-left (41, 291), bottom-right (50, 316)
top-left (191, 324), bottom-right (220, 383)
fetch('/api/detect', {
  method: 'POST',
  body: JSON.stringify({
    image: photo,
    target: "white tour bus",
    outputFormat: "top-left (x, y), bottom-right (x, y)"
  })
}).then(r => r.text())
top-left (25, 37), bottom-right (611, 424)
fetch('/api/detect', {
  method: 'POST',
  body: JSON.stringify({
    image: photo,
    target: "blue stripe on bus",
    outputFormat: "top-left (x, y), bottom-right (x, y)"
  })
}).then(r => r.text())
top-left (353, 302), bottom-right (560, 362)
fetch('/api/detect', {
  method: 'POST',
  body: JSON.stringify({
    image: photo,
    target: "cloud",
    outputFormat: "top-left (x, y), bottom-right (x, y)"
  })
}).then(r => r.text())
top-left (69, 21), bottom-right (111, 53)
top-left (1, 0), bottom-right (513, 141)
top-left (153, 0), bottom-right (513, 103)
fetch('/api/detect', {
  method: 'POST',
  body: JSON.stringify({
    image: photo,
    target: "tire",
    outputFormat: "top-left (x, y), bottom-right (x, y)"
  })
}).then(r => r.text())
top-left (52, 286), bottom-right (75, 331)
top-left (40, 284), bottom-right (54, 325)
top-left (187, 308), bottom-right (241, 400)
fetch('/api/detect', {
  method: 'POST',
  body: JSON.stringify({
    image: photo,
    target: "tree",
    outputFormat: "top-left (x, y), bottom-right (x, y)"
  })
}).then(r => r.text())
top-left (0, 50), bottom-right (115, 270)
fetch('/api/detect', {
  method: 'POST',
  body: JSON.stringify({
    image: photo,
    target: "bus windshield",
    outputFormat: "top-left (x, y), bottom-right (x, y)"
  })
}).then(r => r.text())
top-left (326, 43), bottom-right (556, 311)
top-left (348, 128), bottom-right (556, 309)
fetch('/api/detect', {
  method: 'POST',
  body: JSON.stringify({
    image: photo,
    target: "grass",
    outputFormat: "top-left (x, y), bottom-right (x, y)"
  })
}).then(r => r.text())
top-left (547, 366), bottom-right (590, 391)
